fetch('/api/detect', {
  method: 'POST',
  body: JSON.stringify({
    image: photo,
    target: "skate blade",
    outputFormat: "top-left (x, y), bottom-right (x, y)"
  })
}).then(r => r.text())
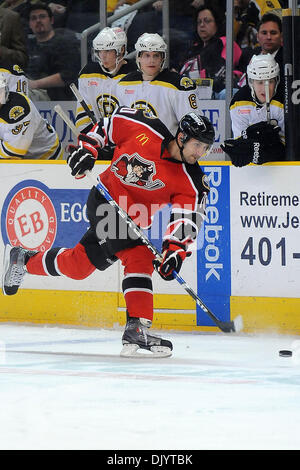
top-left (120, 343), bottom-right (172, 358)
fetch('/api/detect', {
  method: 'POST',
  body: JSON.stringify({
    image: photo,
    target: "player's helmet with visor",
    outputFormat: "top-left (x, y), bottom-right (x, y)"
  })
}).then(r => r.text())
top-left (135, 33), bottom-right (167, 72)
top-left (92, 27), bottom-right (127, 74)
top-left (0, 73), bottom-right (9, 105)
top-left (247, 54), bottom-right (280, 103)
top-left (178, 113), bottom-right (215, 146)
top-left (176, 113), bottom-right (215, 160)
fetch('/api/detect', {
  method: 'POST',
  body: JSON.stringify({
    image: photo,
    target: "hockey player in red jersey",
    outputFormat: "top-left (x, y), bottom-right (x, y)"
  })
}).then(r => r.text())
top-left (2, 107), bottom-right (215, 357)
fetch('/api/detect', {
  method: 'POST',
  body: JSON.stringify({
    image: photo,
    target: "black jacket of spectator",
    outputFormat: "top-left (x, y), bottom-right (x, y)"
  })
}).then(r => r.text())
top-left (26, 27), bottom-right (81, 100)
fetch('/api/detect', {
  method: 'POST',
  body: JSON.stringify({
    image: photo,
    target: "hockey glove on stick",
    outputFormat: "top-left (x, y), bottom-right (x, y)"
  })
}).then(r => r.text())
top-left (153, 241), bottom-right (191, 281)
top-left (67, 134), bottom-right (99, 178)
top-left (242, 121), bottom-right (281, 145)
top-left (221, 138), bottom-right (253, 167)
top-left (221, 136), bottom-right (285, 166)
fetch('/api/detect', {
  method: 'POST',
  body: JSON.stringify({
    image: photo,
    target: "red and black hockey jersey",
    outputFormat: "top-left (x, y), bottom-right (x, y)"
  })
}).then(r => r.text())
top-left (88, 106), bottom-right (209, 247)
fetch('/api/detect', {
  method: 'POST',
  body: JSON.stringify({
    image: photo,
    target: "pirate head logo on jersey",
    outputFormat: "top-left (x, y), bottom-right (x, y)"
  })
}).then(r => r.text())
top-left (111, 153), bottom-right (165, 190)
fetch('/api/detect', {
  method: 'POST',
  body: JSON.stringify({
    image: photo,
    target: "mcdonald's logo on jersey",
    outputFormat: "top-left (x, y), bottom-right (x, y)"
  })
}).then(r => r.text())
top-left (136, 133), bottom-right (150, 146)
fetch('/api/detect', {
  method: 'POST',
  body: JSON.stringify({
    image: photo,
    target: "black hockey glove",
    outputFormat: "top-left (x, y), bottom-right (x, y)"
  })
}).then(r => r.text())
top-left (153, 241), bottom-right (191, 281)
top-left (242, 121), bottom-right (281, 145)
top-left (67, 134), bottom-right (99, 179)
top-left (221, 136), bottom-right (283, 167)
top-left (221, 138), bottom-right (253, 167)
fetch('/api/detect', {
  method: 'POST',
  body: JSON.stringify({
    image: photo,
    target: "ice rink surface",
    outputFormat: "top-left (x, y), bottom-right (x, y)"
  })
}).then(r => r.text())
top-left (0, 322), bottom-right (300, 451)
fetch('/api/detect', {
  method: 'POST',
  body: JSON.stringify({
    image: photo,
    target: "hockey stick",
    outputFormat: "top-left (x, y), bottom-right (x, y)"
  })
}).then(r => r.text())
top-left (54, 104), bottom-right (78, 136)
top-left (265, 80), bottom-right (271, 123)
top-left (70, 82), bottom-right (98, 124)
top-left (54, 104), bottom-right (243, 333)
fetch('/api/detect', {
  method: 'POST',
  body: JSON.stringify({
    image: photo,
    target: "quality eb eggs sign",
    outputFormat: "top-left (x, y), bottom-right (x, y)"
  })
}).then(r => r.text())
top-left (2, 180), bottom-right (57, 252)
top-left (1, 179), bottom-right (90, 252)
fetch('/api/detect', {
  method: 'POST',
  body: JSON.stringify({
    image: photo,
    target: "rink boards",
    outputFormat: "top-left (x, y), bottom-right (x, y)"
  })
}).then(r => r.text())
top-left (1, 160), bottom-right (300, 335)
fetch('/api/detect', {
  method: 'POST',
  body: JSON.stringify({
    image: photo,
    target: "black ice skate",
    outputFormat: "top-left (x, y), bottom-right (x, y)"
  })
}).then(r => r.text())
top-left (121, 316), bottom-right (173, 358)
top-left (2, 245), bottom-right (37, 295)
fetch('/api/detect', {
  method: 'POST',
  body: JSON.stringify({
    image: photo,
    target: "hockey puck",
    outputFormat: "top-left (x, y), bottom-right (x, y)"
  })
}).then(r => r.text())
top-left (279, 350), bottom-right (293, 357)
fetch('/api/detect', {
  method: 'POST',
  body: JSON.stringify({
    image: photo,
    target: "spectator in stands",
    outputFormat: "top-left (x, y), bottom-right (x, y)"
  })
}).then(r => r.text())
top-left (124, 0), bottom-right (204, 67)
top-left (238, 12), bottom-right (283, 86)
top-left (180, 5), bottom-right (243, 99)
top-left (255, 13), bottom-right (283, 73)
top-left (221, 54), bottom-right (285, 166)
top-left (25, 2), bottom-right (81, 101)
top-left (0, 1), bottom-right (68, 31)
top-left (116, 33), bottom-right (198, 136)
top-left (233, 0), bottom-right (283, 50)
top-left (0, 5), bottom-right (28, 67)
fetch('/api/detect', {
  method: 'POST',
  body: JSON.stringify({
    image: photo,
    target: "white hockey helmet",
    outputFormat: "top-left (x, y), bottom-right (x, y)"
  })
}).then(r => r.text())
top-left (247, 54), bottom-right (280, 103)
top-left (92, 26), bottom-right (127, 74)
top-left (135, 33), bottom-right (167, 71)
top-left (0, 73), bottom-right (9, 105)
top-left (247, 54), bottom-right (280, 81)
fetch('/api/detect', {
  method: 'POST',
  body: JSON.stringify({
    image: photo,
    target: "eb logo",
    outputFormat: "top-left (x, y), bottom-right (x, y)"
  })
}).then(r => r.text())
top-left (2, 181), bottom-right (57, 252)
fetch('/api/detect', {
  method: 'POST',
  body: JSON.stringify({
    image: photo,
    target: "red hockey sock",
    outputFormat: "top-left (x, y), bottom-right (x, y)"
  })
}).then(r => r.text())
top-left (117, 245), bottom-right (155, 321)
top-left (26, 244), bottom-right (96, 280)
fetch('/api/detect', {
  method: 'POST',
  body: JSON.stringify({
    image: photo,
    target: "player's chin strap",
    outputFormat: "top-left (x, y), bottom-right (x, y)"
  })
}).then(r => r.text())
top-left (176, 133), bottom-right (189, 165)
top-left (54, 104), bottom-right (243, 334)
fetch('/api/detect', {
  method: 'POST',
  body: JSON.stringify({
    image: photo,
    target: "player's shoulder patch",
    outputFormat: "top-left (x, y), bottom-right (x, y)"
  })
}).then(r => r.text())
top-left (11, 64), bottom-right (26, 76)
top-left (179, 75), bottom-right (196, 90)
top-left (0, 92), bottom-right (30, 123)
top-left (201, 172), bottom-right (210, 191)
top-left (184, 163), bottom-right (210, 197)
top-left (0, 63), bottom-right (25, 76)
top-left (155, 70), bottom-right (196, 91)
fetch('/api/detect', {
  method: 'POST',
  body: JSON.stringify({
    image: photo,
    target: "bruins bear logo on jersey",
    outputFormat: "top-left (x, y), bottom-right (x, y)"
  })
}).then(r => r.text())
top-left (180, 76), bottom-right (195, 90)
top-left (96, 93), bottom-right (120, 118)
top-left (9, 106), bottom-right (25, 120)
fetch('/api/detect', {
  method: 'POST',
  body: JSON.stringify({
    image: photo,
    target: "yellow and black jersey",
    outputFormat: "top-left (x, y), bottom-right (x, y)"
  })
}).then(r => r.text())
top-left (75, 60), bottom-right (136, 133)
top-left (116, 69), bottom-right (198, 136)
top-left (252, 0), bottom-right (282, 18)
top-left (0, 91), bottom-right (63, 160)
top-left (230, 85), bottom-right (284, 141)
top-left (0, 63), bottom-right (28, 96)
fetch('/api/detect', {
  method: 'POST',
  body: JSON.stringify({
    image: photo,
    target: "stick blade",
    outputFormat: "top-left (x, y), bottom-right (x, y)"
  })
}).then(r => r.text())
top-left (218, 315), bottom-right (243, 333)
